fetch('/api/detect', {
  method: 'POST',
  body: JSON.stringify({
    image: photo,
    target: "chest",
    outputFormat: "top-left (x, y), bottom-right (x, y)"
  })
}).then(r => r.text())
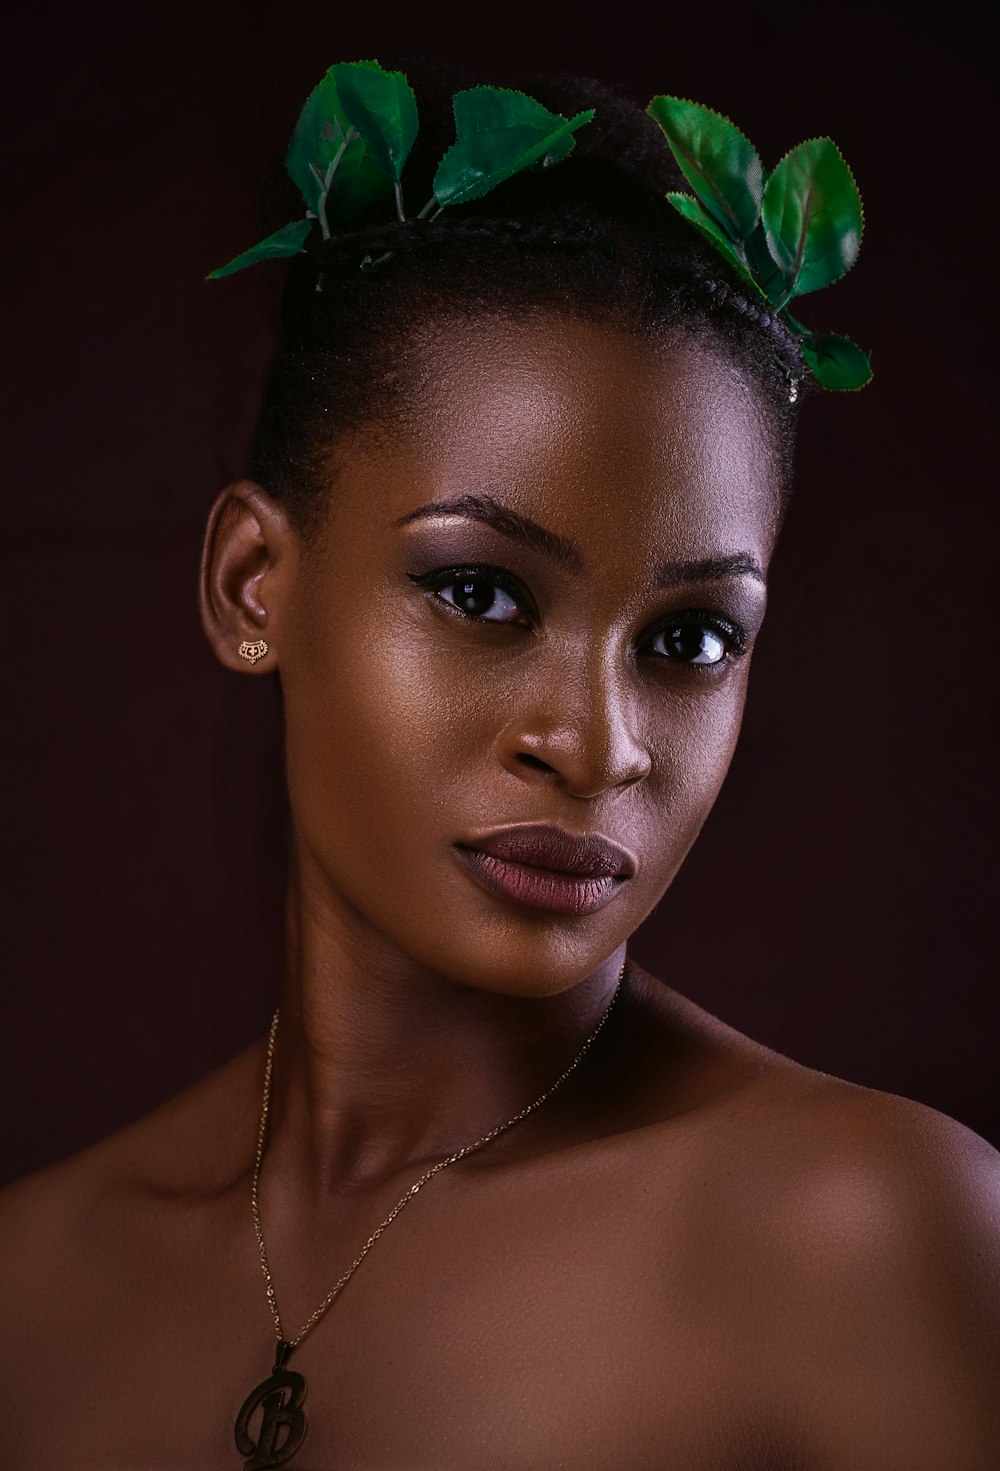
top-left (11, 1156), bottom-right (808, 1469)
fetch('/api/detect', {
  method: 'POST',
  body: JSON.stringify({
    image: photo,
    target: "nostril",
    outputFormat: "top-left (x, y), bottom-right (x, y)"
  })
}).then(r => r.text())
top-left (516, 752), bottom-right (555, 773)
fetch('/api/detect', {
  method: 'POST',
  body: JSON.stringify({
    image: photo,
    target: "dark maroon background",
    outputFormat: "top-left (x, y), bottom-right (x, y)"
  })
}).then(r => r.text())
top-left (3, 1), bottom-right (996, 1183)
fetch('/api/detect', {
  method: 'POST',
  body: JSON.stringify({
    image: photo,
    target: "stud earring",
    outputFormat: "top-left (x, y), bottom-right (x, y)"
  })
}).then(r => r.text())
top-left (238, 639), bottom-right (269, 665)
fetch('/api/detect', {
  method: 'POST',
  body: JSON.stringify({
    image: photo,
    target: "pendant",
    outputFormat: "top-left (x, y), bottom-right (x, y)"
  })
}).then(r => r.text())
top-left (234, 1340), bottom-right (308, 1470)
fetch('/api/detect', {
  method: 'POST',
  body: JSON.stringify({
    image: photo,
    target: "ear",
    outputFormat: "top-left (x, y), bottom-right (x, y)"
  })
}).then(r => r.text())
top-left (198, 480), bottom-right (300, 674)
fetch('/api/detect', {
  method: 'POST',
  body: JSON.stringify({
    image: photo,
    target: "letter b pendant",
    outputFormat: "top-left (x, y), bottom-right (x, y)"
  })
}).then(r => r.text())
top-left (234, 1342), bottom-right (307, 1469)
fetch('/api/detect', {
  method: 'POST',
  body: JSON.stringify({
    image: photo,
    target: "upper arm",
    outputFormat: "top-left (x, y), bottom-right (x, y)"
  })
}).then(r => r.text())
top-left (780, 1094), bottom-right (1000, 1470)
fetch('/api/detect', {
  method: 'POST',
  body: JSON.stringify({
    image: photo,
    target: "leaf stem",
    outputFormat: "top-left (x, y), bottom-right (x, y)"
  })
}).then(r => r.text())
top-left (318, 127), bottom-right (359, 241)
top-left (416, 194), bottom-right (440, 220)
top-left (394, 178), bottom-right (406, 223)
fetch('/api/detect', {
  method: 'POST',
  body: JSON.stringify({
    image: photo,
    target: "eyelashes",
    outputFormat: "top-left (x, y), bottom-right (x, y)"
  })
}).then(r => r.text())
top-left (645, 612), bottom-right (747, 665)
top-left (407, 565), bottom-right (534, 625)
top-left (407, 564), bottom-right (749, 668)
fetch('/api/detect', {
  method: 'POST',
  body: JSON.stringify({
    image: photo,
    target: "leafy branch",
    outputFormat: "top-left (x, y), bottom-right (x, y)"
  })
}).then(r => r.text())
top-left (207, 64), bottom-right (592, 281)
top-left (205, 63), bottom-right (872, 396)
top-left (648, 96), bottom-right (871, 391)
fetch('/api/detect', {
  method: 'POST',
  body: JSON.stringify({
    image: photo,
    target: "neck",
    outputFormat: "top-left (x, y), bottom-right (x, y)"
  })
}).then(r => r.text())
top-left (262, 846), bottom-right (625, 1197)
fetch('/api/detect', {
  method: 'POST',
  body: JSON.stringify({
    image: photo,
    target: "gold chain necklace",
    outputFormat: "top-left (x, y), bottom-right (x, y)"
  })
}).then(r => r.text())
top-left (233, 961), bottom-right (626, 1469)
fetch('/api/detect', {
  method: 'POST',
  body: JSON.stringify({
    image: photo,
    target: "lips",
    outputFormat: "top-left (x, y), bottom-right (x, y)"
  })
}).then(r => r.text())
top-left (454, 824), bottom-right (636, 917)
top-left (464, 824), bottom-right (635, 878)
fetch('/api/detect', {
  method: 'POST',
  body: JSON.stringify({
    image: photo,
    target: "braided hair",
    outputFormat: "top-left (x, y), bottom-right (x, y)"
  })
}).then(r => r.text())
top-left (250, 64), bottom-right (803, 540)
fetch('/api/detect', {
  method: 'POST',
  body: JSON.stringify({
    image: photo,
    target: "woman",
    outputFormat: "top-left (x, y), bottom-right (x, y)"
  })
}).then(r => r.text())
top-left (3, 61), bottom-right (998, 1470)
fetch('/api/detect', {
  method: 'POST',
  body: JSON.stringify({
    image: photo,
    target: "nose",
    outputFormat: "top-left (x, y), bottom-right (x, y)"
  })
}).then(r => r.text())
top-left (497, 649), bottom-right (652, 800)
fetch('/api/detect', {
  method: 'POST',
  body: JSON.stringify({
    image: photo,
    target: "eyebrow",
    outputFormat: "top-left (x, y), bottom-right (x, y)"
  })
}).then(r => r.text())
top-left (393, 493), bottom-right (766, 587)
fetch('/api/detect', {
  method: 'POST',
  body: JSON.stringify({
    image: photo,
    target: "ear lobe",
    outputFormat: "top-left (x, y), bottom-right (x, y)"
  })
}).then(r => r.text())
top-left (198, 479), bottom-right (298, 674)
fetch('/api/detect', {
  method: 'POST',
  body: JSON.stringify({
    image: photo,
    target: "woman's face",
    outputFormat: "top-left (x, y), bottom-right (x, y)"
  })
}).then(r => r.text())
top-left (276, 314), bottom-right (781, 997)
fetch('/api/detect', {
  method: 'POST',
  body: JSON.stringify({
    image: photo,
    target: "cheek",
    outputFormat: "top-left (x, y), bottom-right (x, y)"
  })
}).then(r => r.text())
top-left (638, 666), bottom-right (752, 878)
top-left (280, 592), bottom-right (482, 876)
top-left (669, 669), bottom-right (749, 788)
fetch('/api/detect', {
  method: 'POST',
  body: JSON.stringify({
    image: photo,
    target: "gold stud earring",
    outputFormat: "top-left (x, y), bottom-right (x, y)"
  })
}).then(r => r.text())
top-left (238, 639), bottom-right (269, 665)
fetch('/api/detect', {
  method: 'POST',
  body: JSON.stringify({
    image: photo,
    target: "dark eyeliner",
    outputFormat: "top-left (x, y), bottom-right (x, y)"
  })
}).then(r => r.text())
top-left (645, 608), bottom-right (749, 659)
top-left (406, 564), bottom-right (537, 621)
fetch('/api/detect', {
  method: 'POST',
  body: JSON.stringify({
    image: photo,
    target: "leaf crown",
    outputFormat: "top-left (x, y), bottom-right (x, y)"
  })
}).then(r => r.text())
top-left (208, 61), bottom-right (871, 393)
top-left (647, 96), bottom-right (870, 391)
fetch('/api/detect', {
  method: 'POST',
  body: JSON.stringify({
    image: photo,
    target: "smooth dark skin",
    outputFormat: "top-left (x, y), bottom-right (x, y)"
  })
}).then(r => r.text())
top-left (3, 317), bottom-right (999, 1470)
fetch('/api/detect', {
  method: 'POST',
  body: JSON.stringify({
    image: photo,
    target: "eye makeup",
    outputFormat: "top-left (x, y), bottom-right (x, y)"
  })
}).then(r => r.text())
top-left (644, 608), bottom-right (747, 667)
top-left (406, 565), bottom-right (536, 626)
top-left (406, 557), bottom-right (752, 670)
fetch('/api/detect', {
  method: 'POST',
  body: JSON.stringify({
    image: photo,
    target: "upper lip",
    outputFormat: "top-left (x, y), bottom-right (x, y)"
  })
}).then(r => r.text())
top-left (459, 824), bottom-right (637, 879)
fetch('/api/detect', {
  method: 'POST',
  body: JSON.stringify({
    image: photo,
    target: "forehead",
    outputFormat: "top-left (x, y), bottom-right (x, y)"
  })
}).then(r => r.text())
top-left (342, 313), bottom-right (781, 567)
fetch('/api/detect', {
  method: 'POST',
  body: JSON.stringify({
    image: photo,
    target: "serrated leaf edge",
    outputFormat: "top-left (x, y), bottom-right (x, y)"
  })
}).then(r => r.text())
top-left (433, 109), bottom-right (593, 208)
top-left (205, 218), bottom-right (314, 280)
top-left (330, 60), bottom-right (419, 183)
top-left (453, 83), bottom-right (564, 112)
top-left (649, 94), bottom-right (760, 169)
top-left (648, 95), bottom-right (764, 241)
top-left (763, 135), bottom-right (865, 300)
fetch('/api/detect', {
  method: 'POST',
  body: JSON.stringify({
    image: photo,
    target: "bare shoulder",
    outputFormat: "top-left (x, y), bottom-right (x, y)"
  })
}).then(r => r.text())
top-left (0, 1039), bottom-right (260, 1271)
top-left (761, 1080), bottom-right (1000, 1468)
top-left (732, 1057), bottom-right (1000, 1313)
top-left (635, 970), bottom-right (1000, 1469)
top-left (722, 1021), bottom-right (999, 1246)
top-left (630, 962), bottom-right (999, 1189)
top-left (727, 1034), bottom-right (999, 1200)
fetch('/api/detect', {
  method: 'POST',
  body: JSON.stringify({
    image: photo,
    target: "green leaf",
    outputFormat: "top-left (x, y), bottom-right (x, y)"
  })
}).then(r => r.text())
top-left (329, 60), bottom-right (419, 182)
top-left (434, 91), bottom-right (593, 207)
top-left (287, 70), bottom-right (352, 210)
top-left (540, 127), bottom-right (578, 166)
top-left (800, 331), bottom-right (872, 390)
top-left (744, 222), bottom-right (790, 307)
top-left (286, 65), bottom-right (395, 224)
top-left (761, 137), bottom-right (863, 302)
top-left (325, 135), bottom-right (395, 221)
top-left (205, 219), bottom-right (313, 280)
top-left (648, 96), bottom-right (764, 241)
top-left (452, 85), bottom-right (570, 138)
top-left (665, 192), bottom-right (758, 289)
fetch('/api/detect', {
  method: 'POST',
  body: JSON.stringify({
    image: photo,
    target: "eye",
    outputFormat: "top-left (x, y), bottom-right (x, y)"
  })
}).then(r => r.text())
top-left (645, 612), bottom-right (746, 666)
top-left (407, 567), bottom-right (533, 626)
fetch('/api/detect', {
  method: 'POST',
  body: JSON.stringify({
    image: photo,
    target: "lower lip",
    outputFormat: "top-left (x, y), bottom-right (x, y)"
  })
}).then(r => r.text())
top-left (454, 846), bottom-right (627, 917)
